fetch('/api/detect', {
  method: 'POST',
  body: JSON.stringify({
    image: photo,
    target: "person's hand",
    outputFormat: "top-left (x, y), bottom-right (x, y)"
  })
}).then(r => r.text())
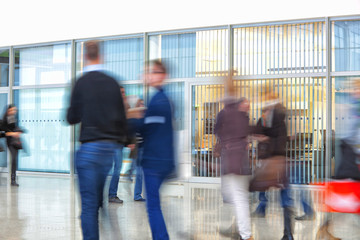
top-left (252, 134), bottom-right (269, 142)
top-left (127, 108), bottom-right (144, 119)
top-left (127, 144), bottom-right (135, 150)
top-left (6, 132), bottom-right (21, 138)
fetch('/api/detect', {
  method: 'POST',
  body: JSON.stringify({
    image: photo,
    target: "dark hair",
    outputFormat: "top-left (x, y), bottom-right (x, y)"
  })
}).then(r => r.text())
top-left (85, 41), bottom-right (99, 61)
top-left (150, 59), bottom-right (167, 74)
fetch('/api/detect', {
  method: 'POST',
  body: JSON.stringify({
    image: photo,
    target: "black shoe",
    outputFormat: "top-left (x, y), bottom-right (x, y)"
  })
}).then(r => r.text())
top-left (11, 182), bottom-right (19, 187)
top-left (295, 213), bottom-right (315, 221)
top-left (109, 196), bottom-right (123, 203)
top-left (281, 234), bottom-right (294, 240)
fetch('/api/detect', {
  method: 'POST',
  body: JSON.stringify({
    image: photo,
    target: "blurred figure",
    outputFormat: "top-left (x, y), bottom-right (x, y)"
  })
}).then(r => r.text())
top-left (128, 60), bottom-right (175, 240)
top-left (2, 104), bottom-right (24, 187)
top-left (316, 79), bottom-right (360, 240)
top-left (107, 86), bottom-right (130, 204)
top-left (251, 92), bottom-right (294, 240)
top-left (215, 97), bottom-right (253, 240)
top-left (67, 41), bottom-right (128, 240)
top-left (133, 98), bottom-right (146, 201)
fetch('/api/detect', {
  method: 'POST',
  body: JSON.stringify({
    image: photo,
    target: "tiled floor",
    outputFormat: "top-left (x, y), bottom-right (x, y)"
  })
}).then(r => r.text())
top-left (0, 175), bottom-right (359, 240)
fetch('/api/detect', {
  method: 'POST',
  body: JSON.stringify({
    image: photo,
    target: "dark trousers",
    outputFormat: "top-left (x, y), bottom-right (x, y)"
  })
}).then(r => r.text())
top-left (75, 141), bottom-right (118, 240)
top-left (143, 166), bottom-right (173, 240)
top-left (8, 145), bottom-right (18, 182)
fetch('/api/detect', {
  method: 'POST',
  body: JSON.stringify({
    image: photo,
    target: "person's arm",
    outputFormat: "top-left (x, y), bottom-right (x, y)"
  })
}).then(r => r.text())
top-left (67, 81), bottom-right (82, 125)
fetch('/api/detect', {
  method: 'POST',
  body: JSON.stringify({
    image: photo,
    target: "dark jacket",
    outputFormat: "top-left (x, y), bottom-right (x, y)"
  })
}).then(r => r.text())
top-left (128, 88), bottom-right (174, 173)
top-left (67, 71), bottom-right (128, 144)
top-left (214, 102), bottom-right (251, 175)
top-left (1, 110), bottom-right (23, 147)
top-left (254, 103), bottom-right (287, 157)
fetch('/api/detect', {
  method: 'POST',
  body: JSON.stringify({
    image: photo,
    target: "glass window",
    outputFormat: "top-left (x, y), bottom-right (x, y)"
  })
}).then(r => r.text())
top-left (332, 76), bottom-right (360, 176)
top-left (192, 78), bottom-right (327, 183)
top-left (163, 82), bottom-right (184, 130)
top-left (14, 88), bottom-right (71, 173)
top-left (0, 93), bottom-right (8, 168)
top-left (14, 44), bottom-right (72, 86)
top-left (332, 20), bottom-right (360, 71)
top-left (149, 29), bottom-right (228, 78)
top-left (0, 49), bottom-right (9, 87)
top-left (76, 38), bottom-right (144, 81)
top-left (234, 22), bottom-right (326, 75)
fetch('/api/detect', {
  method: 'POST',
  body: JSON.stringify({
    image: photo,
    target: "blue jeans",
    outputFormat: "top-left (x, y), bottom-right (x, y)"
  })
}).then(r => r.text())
top-left (143, 166), bottom-right (173, 240)
top-left (255, 188), bottom-right (294, 214)
top-left (75, 141), bottom-right (119, 240)
top-left (108, 145), bottom-right (123, 198)
top-left (134, 148), bottom-right (143, 200)
top-left (300, 190), bottom-right (314, 215)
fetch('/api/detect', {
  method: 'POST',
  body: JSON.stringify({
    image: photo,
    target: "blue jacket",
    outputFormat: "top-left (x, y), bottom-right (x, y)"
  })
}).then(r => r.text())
top-left (129, 88), bottom-right (175, 172)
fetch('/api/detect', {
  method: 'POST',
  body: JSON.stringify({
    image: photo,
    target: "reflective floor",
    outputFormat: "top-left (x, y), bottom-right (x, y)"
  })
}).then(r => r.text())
top-left (0, 174), bottom-right (359, 240)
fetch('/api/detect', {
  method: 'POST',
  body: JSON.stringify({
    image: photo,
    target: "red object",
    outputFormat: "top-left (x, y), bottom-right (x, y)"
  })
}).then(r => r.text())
top-left (321, 180), bottom-right (360, 213)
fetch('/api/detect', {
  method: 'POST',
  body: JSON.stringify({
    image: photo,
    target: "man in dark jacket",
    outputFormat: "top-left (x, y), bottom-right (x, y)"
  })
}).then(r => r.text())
top-left (128, 60), bottom-right (175, 240)
top-left (67, 41), bottom-right (128, 240)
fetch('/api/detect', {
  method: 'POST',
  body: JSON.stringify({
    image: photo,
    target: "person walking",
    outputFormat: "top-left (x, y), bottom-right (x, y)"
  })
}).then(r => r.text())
top-left (128, 60), bottom-right (175, 240)
top-left (67, 41), bottom-right (129, 240)
top-left (2, 104), bottom-right (24, 187)
top-left (251, 92), bottom-right (294, 240)
top-left (215, 97), bottom-right (254, 240)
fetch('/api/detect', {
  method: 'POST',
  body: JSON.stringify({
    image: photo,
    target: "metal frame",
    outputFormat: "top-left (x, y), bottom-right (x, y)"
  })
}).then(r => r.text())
top-left (1, 14), bottom-right (359, 183)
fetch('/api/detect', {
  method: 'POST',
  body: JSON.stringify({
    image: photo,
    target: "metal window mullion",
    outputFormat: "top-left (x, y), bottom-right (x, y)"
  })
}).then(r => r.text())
top-left (294, 77), bottom-right (298, 183)
top-left (253, 27), bottom-right (255, 75)
top-left (316, 78), bottom-right (320, 180)
top-left (325, 17), bottom-right (332, 181)
top-left (307, 77), bottom-right (311, 183)
top-left (311, 77), bottom-right (315, 182)
top-left (303, 78), bottom-right (306, 184)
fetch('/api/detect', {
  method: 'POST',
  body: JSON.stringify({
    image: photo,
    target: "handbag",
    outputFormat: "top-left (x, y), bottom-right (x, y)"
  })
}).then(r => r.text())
top-left (249, 156), bottom-right (286, 192)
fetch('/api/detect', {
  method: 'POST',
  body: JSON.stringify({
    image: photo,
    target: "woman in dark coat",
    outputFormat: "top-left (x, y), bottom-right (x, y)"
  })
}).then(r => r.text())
top-left (251, 99), bottom-right (294, 240)
top-left (215, 97), bottom-right (253, 240)
top-left (2, 104), bottom-right (23, 186)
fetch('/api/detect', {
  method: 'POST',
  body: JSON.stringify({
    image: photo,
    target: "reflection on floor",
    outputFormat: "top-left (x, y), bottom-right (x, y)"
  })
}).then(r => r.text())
top-left (0, 175), bottom-right (359, 240)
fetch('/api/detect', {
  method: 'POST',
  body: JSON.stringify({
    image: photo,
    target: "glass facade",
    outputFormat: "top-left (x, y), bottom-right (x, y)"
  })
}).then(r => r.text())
top-left (1, 16), bottom-right (359, 183)
top-left (14, 44), bottom-right (72, 173)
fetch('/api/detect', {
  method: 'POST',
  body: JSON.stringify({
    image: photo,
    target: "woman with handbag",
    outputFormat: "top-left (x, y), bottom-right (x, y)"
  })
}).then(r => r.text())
top-left (215, 97), bottom-right (254, 240)
top-left (2, 104), bottom-right (23, 187)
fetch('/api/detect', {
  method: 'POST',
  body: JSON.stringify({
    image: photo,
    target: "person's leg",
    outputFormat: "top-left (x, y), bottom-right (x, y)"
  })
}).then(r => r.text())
top-left (134, 166), bottom-right (144, 201)
top-left (108, 146), bottom-right (123, 199)
top-left (143, 168), bottom-right (169, 240)
top-left (295, 189), bottom-right (315, 220)
top-left (76, 142), bottom-right (117, 240)
top-left (9, 146), bottom-right (18, 185)
top-left (134, 148), bottom-right (144, 201)
top-left (229, 175), bottom-right (252, 240)
top-left (280, 188), bottom-right (294, 240)
top-left (253, 192), bottom-right (267, 217)
top-left (76, 144), bottom-right (102, 240)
